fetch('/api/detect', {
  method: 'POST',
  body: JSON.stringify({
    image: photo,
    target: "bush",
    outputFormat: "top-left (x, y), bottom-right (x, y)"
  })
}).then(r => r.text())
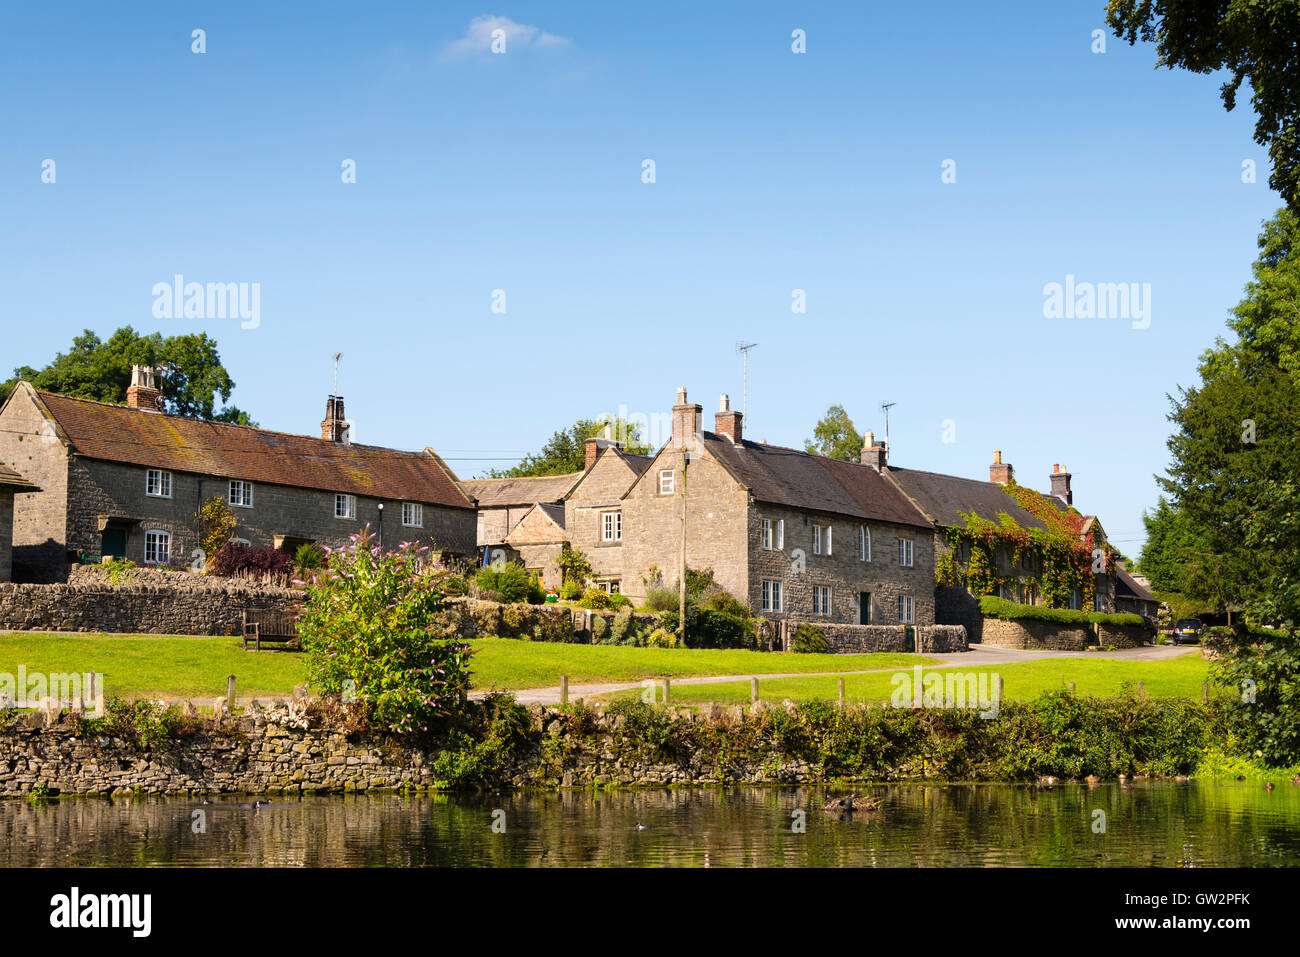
top-left (211, 541), bottom-right (293, 581)
top-left (578, 588), bottom-right (629, 610)
top-left (297, 526), bottom-right (472, 735)
top-left (103, 556), bottom-right (136, 586)
top-left (978, 595), bottom-right (1144, 628)
top-left (790, 622), bottom-right (830, 654)
top-left (294, 543), bottom-right (326, 571)
top-left (643, 584), bottom-right (679, 612)
top-left (560, 579), bottom-right (582, 601)
top-left (1213, 628), bottom-right (1300, 767)
top-left (475, 563), bottom-right (543, 604)
top-left (645, 627), bottom-right (680, 648)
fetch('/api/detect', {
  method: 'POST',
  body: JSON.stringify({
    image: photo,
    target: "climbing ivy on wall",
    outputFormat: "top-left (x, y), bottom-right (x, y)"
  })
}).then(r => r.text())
top-left (935, 481), bottom-right (1116, 611)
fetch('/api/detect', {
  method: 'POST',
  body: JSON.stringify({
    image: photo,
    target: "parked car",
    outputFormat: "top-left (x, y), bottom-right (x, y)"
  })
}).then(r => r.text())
top-left (1172, 618), bottom-right (1203, 644)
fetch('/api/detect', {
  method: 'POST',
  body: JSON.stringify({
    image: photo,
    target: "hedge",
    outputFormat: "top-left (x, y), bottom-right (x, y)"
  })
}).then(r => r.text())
top-left (978, 595), bottom-right (1146, 628)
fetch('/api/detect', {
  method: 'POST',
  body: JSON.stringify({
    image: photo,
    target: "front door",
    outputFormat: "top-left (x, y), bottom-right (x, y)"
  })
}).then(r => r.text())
top-left (100, 528), bottom-right (127, 560)
top-left (859, 592), bottom-right (872, 625)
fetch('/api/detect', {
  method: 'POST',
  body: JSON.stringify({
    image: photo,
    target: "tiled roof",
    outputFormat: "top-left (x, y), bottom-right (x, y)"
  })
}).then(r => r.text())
top-left (884, 467), bottom-right (1052, 531)
top-left (460, 472), bottom-right (584, 508)
top-left (701, 434), bottom-right (932, 529)
top-left (0, 463), bottom-right (39, 492)
top-left (33, 388), bottom-right (473, 509)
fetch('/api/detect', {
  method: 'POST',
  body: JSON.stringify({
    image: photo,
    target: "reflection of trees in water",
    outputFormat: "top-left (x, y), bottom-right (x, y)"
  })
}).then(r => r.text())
top-left (0, 783), bottom-right (1295, 867)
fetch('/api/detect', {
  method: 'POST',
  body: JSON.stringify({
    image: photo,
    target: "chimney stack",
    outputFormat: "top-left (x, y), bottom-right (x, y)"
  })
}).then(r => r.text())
top-left (1050, 463), bottom-right (1072, 505)
top-left (715, 394), bottom-right (743, 444)
top-left (989, 450), bottom-right (1013, 485)
top-left (584, 435), bottom-right (624, 470)
top-left (671, 387), bottom-right (702, 448)
top-left (321, 395), bottom-right (350, 443)
top-left (126, 365), bottom-right (163, 412)
top-left (860, 430), bottom-right (887, 471)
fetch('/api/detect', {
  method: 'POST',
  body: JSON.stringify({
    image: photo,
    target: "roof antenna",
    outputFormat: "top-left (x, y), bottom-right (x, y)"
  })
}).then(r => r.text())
top-left (736, 341), bottom-right (758, 419)
top-left (332, 353), bottom-right (343, 396)
top-left (880, 400), bottom-right (896, 450)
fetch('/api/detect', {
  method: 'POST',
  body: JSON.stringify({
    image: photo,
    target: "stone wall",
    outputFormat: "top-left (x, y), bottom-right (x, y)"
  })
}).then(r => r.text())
top-left (0, 387), bottom-right (71, 581)
top-left (799, 622), bottom-right (966, 654)
top-left (0, 570), bottom-right (302, 635)
top-left (0, 490), bottom-right (13, 583)
top-left (980, 617), bottom-right (1091, 650)
top-left (1095, 622), bottom-right (1151, 649)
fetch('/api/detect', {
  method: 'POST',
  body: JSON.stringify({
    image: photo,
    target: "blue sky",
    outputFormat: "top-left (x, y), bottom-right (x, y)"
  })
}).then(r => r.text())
top-left (0, 1), bottom-right (1282, 557)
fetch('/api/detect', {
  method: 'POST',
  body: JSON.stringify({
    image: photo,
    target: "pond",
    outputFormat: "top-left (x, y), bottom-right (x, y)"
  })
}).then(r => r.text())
top-left (1, 781), bottom-right (1297, 867)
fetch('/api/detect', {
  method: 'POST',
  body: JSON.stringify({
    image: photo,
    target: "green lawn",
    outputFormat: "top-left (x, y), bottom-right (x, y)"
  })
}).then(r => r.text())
top-left (0, 633), bottom-right (307, 699)
top-left (595, 651), bottom-right (1215, 706)
top-left (0, 632), bottom-right (936, 700)
top-left (467, 638), bottom-right (933, 691)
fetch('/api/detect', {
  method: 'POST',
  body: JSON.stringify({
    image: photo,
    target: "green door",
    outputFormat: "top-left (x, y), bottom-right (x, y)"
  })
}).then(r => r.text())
top-left (904, 626), bottom-right (915, 653)
top-left (100, 528), bottom-right (127, 560)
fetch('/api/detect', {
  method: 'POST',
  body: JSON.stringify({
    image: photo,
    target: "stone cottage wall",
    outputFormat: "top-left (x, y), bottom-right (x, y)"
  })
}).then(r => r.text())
top-left (1094, 622), bottom-right (1149, 649)
top-left (795, 622), bottom-right (966, 654)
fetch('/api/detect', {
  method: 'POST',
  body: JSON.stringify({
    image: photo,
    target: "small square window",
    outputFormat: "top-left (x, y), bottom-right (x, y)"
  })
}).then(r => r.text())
top-left (228, 480), bottom-right (253, 508)
top-left (144, 529), bottom-right (171, 565)
top-left (658, 469), bottom-right (675, 494)
top-left (402, 503), bottom-right (423, 527)
top-left (335, 494), bottom-right (356, 519)
top-left (145, 469), bottom-right (172, 498)
top-left (602, 511), bottom-right (622, 542)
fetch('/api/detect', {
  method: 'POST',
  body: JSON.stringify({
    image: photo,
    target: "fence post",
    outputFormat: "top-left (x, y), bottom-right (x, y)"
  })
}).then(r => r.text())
top-left (751, 677), bottom-right (759, 703)
top-left (662, 677), bottom-right (671, 704)
top-left (1138, 681), bottom-right (1146, 701)
top-left (1202, 682), bottom-right (1209, 704)
top-left (560, 675), bottom-right (569, 707)
top-left (1069, 681), bottom-right (1076, 695)
top-left (227, 674), bottom-right (237, 706)
top-left (838, 677), bottom-right (845, 709)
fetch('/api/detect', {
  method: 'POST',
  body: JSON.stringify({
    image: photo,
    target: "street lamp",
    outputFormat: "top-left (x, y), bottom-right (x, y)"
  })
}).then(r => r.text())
top-left (376, 502), bottom-right (384, 549)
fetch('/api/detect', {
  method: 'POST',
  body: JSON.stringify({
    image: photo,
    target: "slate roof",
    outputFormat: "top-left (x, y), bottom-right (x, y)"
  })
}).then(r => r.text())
top-left (0, 464), bottom-right (39, 492)
top-left (883, 467), bottom-right (1053, 531)
top-left (460, 472), bottom-right (583, 508)
top-left (30, 387), bottom-right (473, 509)
top-left (699, 434), bottom-right (932, 529)
top-left (537, 501), bottom-right (566, 529)
top-left (1115, 563), bottom-right (1156, 602)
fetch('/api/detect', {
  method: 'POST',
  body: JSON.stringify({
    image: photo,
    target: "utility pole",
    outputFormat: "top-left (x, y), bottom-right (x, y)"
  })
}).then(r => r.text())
top-left (736, 342), bottom-right (758, 419)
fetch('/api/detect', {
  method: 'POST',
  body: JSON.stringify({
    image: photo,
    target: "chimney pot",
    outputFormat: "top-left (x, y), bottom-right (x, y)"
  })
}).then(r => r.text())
top-left (989, 450), bottom-right (1014, 485)
top-left (671, 387), bottom-right (703, 447)
top-left (860, 432), bottom-right (887, 470)
top-left (1049, 464), bottom-right (1073, 505)
top-left (714, 394), bottom-right (743, 444)
top-left (321, 394), bottom-right (350, 443)
top-left (126, 365), bottom-right (164, 412)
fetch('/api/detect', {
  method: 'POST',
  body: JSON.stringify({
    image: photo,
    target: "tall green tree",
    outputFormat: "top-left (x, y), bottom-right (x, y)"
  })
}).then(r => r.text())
top-left (804, 404), bottom-right (864, 461)
top-left (0, 327), bottom-right (255, 424)
top-left (1159, 210), bottom-right (1300, 622)
top-left (485, 417), bottom-right (652, 478)
top-left (1108, 0), bottom-right (1300, 209)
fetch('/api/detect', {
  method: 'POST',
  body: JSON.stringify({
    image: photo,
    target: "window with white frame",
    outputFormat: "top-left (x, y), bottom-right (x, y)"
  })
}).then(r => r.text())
top-left (402, 503), bottom-right (423, 528)
top-left (812, 524), bottom-right (824, 555)
top-left (813, 585), bottom-right (832, 616)
top-left (1094, 593), bottom-right (1104, 612)
top-left (228, 480), bottom-right (253, 508)
top-left (145, 468), bottom-right (172, 498)
top-left (596, 580), bottom-right (622, 594)
top-left (602, 510), bottom-right (622, 542)
top-left (761, 579), bottom-right (783, 612)
top-left (144, 529), bottom-right (171, 565)
top-left (658, 469), bottom-right (674, 494)
top-left (859, 525), bottom-right (871, 561)
top-left (898, 537), bottom-right (914, 567)
top-left (762, 518), bottom-right (784, 550)
top-left (898, 595), bottom-right (915, 623)
top-left (335, 494), bottom-right (356, 519)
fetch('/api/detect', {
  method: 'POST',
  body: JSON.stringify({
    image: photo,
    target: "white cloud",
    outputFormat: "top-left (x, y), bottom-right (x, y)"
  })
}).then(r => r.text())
top-left (443, 15), bottom-right (570, 58)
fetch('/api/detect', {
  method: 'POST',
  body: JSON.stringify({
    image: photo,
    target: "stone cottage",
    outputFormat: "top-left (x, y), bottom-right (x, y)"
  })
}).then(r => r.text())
top-left (0, 464), bottom-right (40, 582)
top-left (618, 389), bottom-right (938, 627)
top-left (0, 371), bottom-right (477, 581)
top-left (881, 447), bottom-right (1116, 640)
top-left (461, 437), bottom-right (652, 589)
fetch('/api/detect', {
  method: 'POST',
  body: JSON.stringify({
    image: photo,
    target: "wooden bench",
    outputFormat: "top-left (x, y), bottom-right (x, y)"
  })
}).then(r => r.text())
top-left (242, 610), bottom-right (300, 651)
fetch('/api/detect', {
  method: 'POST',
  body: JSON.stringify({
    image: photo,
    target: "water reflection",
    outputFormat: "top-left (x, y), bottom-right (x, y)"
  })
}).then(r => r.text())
top-left (1, 782), bottom-right (1297, 867)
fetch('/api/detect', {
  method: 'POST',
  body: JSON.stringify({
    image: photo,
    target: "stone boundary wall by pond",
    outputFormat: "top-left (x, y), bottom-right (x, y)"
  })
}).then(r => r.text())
top-left (1094, 623), bottom-right (1151, 649)
top-left (799, 623), bottom-right (968, 655)
top-left (980, 617), bottom-right (1091, 650)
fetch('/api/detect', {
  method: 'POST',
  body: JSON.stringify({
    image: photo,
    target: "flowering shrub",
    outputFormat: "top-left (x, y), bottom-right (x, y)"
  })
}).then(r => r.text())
top-left (211, 541), bottom-right (293, 581)
top-left (296, 526), bottom-right (472, 735)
